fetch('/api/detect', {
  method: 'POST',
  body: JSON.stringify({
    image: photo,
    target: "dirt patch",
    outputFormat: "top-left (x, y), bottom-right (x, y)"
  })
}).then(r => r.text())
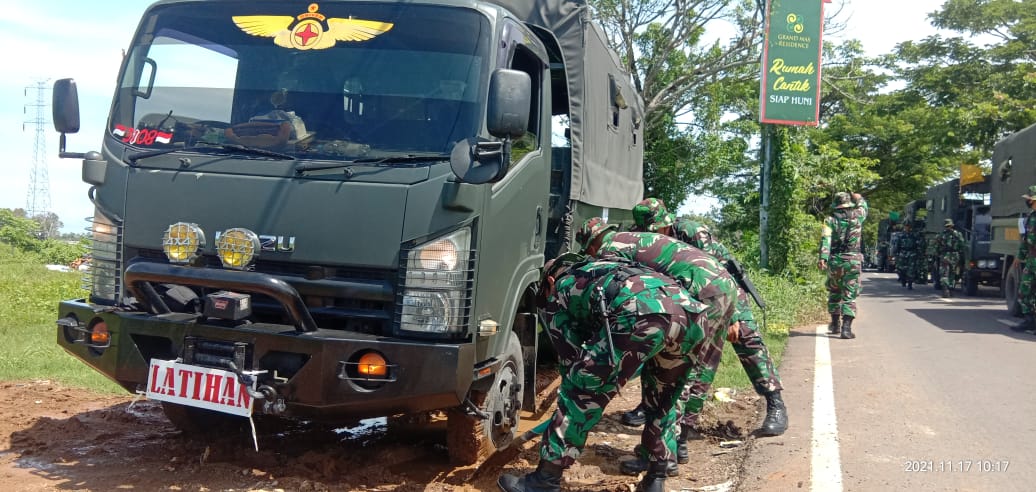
top-left (0, 379), bottom-right (763, 491)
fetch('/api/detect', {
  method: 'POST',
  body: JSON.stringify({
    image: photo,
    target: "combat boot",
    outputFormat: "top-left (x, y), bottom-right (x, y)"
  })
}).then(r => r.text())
top-left (635, 461), bottom-right (671, 492)
top-left (840, 315), bottom-right (856, 339)
top-left (621, 403), bottom-right (647, 427)
top-left (676, 424), bottom-right (701, 464)
top-left (827, 313), bottom-right (840, 335)
top-left (498, 461), bottom-right (563, 492)
top-left (619, 457), bottom-right (679, 477)
top-left (758, 391), bottom-right (788, 436)
top-left (1009, 314), bottom-right (1035, 333)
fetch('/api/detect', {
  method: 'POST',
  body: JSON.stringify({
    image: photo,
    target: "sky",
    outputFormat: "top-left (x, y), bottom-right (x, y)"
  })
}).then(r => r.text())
top-left (0, 0), bottom-right (954, 233)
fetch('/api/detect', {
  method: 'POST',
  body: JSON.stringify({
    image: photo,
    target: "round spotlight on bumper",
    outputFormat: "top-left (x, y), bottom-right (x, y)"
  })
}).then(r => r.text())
top-left (216, 228), bottom-right (260, 270)
top-left (162, 222), bottom-right (205, 264)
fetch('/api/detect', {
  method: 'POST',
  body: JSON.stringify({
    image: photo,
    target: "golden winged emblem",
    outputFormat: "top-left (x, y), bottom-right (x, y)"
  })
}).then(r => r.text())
top-left (233, 3), bottom-right (393, 50)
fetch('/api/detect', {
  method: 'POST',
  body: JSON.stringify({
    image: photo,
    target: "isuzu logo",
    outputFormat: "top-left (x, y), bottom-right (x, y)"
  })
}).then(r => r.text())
top-left (214, 231), bottom-right (295, 252)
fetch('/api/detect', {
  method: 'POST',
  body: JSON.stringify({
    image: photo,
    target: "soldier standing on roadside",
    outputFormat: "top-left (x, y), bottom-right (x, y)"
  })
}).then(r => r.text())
top-left (935, 219), bottom-right (965, 297)
top-left (819, 192), bottom-right (868, 339)
top-left (894, 221), bottom-right (920, 290)
top-left (618, 198), bottom-right (787, 447)
top-left (498, 253), bottom-right (716, 492)
top-left (575, 218), bottom-right (740, 477)
top-left (1011, 186), bottom-right (1036, 333)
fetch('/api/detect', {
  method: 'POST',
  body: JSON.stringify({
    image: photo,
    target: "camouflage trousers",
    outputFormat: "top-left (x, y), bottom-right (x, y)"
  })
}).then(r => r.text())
top-left (826, 254), bottom-right (862, 317)
top-left (939, 254), bottom-right (961, 288)
top-left (896, 252), bottom-right (918, 282)
top-left (638, 298), bottom-right (782, 427)
top-left (640, 279), bottom-right (737, 435)
top-left (540, 296), bottom-right (698, 467)
top-left (1020, 258), bottom-right (1036, 315)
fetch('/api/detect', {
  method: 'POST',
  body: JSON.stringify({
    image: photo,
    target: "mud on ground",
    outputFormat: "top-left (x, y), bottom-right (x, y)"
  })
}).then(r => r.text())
top-left (0, 379), bottom-right (764, 491)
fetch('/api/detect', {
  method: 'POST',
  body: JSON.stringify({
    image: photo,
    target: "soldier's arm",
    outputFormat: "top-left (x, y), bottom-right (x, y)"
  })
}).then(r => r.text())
top-left (820, 218), bottom-right (833, 261)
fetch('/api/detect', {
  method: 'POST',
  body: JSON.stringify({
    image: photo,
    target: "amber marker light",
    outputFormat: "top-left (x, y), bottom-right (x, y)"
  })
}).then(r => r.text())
top-left (90, 320), bottom-right (110, 346)
top-left (357, 352), bottom-right (388, 378)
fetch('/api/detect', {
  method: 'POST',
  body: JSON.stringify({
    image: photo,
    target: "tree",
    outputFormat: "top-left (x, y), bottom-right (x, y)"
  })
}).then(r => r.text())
top-left (589, 0), bottom-right (766, 209)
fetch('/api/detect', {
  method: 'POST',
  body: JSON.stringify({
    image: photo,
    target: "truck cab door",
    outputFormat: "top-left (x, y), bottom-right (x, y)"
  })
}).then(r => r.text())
top-left (473, 21), bottom-right (550, 351)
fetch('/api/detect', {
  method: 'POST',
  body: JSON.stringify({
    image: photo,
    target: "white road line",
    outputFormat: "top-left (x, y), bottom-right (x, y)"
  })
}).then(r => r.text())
top-left (811, 324), bottom-right (843, 492)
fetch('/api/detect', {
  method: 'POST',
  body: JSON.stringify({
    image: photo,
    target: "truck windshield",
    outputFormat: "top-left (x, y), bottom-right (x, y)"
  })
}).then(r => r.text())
top-left (110, 2), bottom-right (490, 162)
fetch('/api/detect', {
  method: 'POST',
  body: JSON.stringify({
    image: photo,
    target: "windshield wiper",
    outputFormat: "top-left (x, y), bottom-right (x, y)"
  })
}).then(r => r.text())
top-left (127, 142), bottom-right (295, 165)
top-left (127, 143), bottom-right (187, 165)
top-left (294, 153), bottom-right (450, 176)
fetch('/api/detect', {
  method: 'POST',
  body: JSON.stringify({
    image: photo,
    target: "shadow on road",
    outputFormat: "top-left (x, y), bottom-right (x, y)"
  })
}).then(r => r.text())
top-left (854, 272), bottom-right (1035, 341)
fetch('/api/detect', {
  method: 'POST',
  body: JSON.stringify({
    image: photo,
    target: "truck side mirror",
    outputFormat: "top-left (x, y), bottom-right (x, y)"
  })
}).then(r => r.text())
top-left (486, 69), bottom-right (530, 139)
top-left (53, 78), bottom-right (81, 134)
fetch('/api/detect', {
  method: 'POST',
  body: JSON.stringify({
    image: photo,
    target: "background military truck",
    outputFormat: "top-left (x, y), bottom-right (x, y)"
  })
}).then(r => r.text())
top-left (877, 215), bottom-right (900, 273)
top-left (991, 122), bottom-right (1036, 315)
top-left (924, 177), bottom-right (997, 296)
top-left (50, 0), bottom-right (644, 464)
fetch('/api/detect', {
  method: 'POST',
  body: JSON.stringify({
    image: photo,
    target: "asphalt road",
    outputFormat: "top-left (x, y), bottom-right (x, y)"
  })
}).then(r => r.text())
top-left (738, 271), bottom-right (1036, 492)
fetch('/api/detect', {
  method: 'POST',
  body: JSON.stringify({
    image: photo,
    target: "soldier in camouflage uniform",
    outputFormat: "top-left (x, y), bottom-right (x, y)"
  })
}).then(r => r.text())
top-left (934, 218), bottom-right (965, 297)
top-left (894, 221), bottom-right (920, 290)
top-left (618, 198), bottom-right (787, 446)
top-left (498, 254), bottom-right (711, 492)
top-left (1011, 185), bottom-right (1036, 333)
top-left (576, 217), bottom-right (740, 477)
top-left (819, 192), bottom-right (868, 339)
top-left (914, 220), bottom-right (930, 284)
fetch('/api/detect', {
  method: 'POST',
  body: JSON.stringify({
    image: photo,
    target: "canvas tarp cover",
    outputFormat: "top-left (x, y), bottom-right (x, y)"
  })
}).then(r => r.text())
top-left (991, 122), bottom-right (1036, 218)
top-left (488, 0), bottom-right (644, 209)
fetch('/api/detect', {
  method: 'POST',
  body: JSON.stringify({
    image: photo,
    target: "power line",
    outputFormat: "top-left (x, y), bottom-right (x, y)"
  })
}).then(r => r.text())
top-left (24, 79), bottom-right (52, 229)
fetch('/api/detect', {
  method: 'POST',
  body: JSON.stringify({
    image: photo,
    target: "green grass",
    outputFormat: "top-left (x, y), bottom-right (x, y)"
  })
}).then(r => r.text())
top-left (711, 269), bottom-right (827, 391)
top-left (0, 245), bottom-right (122, 393)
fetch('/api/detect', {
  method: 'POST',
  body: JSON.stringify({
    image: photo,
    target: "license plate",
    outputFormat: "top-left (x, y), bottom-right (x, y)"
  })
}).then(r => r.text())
top-left (146, 359), bottom-right (255, 417)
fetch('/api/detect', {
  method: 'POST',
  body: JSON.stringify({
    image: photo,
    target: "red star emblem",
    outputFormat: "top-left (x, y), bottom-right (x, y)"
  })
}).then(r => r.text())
top-left (295, 24), bottom-right (318, 45)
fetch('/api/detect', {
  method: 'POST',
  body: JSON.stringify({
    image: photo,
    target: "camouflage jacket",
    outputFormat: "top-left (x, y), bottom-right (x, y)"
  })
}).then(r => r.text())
top-left (672, 217), bottom-right (735, 263)
top-left (935, 229), bottom-right (965, 257)
top-left (547, 259), bottom-right (706, 338)
top-left (893, 231), bottom-right (924, 257)
top-left (593, 230), bottom-right (742, 311)
top-left (1019, 211), bottom-right (1036, 261)
top-left (820, 197), bottom-right (869, 260)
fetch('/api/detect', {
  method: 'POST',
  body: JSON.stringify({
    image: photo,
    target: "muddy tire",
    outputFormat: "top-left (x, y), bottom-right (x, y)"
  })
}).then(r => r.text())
top-left (1006, 260), bottom-right (1022, 316)
top-left (446, 333), bottom-right (524, 465)
top-left (161, 402), bottom-right (248, 436)
top-left (964, 271), bottom-right (979, 296)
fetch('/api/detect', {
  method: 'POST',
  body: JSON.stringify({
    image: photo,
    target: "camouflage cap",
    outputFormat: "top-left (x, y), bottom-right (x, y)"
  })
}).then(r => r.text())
top-left (632, 198), bottom-right (675, 232)
top-left (1022, 185), bottom-right (1036, 200)
top-left (575, 217), bottom-right (617, 252)
top-left (832, 192), bottom-right (853, 209)
top-left (944, 218), bottom-right (954, 228)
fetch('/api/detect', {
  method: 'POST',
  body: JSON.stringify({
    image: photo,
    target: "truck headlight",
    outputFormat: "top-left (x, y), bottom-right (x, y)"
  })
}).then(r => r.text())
top-left (399, 228), bottom-right (472, 336)
top-left (85, 211), bottom-right (123, 305)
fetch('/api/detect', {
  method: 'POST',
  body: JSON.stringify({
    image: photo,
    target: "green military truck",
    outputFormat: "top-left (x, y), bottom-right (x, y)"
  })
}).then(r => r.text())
top-left (991, 123), bottom-right (1036, 315)
top-left (50, 0), bottom-right (644, 464)
top-left (922, 177), bottom-right (997, 295)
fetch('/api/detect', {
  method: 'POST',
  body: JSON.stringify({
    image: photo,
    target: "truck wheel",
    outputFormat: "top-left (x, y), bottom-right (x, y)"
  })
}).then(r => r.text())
top-left (446, 333), bottom-right (524, 465)
top-left (964, 271), bottom-right (978, 296)
top-left (161, 401), bottom-right (247, 435)
top-left (1005, 263), bottom-right (1022, 316)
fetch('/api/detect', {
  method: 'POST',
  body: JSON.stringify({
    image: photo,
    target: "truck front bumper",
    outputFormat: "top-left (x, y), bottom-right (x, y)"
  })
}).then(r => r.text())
top-left (56, 300), bottom-right (476, 420)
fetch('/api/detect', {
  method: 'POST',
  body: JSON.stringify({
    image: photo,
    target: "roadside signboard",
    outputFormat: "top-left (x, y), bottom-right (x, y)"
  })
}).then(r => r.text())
top-left (760, 0), bottom-right (826, 126)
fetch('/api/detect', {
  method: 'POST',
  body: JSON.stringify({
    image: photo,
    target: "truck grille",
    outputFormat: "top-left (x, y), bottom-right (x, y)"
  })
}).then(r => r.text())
top-left (131, 249), bottom-right (394, 333)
